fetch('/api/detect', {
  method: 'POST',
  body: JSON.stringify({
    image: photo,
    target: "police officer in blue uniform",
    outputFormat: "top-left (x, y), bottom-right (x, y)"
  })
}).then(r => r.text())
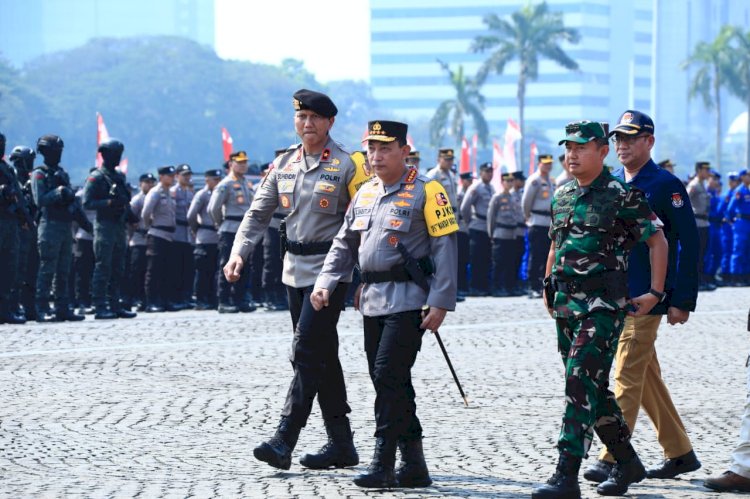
top-left (705, 170), bottom-right (723, 289)
top-left (719, 172), bottom-right (741, 286)
top-left (83, 138), bottom-right (138, 319)
top-left (9, 145), bottom-right (39, 321)
top-left (727, 169), bottom-right (750, 286)
top-left (31, 135), bottom-right (90, 322)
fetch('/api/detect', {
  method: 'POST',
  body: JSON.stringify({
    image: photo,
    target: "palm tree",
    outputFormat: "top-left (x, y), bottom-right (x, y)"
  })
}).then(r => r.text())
top-left (681, 26), bottom-right (734, 169)
top-left (471, 1), bottom-right (579, 166)
top-left (724, 26), bottom-right (750, 169)
top-left (429, 60), bottom-right (489, 148)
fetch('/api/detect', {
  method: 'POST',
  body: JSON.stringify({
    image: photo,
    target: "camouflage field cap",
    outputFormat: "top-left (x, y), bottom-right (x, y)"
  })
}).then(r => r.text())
top-left (559, 121), bottom-right (608, 145)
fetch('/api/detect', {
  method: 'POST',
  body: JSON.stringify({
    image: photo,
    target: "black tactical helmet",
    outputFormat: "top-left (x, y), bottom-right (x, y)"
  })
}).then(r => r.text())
top-left (98, 138), bottom-right (124, 155)
top-left (37, 134), bottom-right (64, 152)
top-left (9, 146), bottom-right (36, 164)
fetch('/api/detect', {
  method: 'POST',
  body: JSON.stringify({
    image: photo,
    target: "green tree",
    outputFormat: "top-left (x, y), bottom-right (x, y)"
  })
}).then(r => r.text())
top-left (724, 26), bottom-right (750, 169)
top-left (681, 26), bottom-right (734, 169)
top-left (429, 60), bottom-right (488, 148)
top-left (471, 1), bottom-right (579, 166)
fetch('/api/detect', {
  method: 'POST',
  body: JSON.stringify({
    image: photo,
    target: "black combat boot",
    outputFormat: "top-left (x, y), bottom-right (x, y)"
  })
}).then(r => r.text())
top-left (35, 300), bottom-right (57, 322)
top-left (532, 452), bottom-right (582, 499)
top-left (115, 306), bottom-right (137, 319)
top-left (56, 305), bottom-right (85, 321)
top-left (94, 305), bottom-right (118, 320)
top-left (354, 436), bottom-right (398, 488)
top-left (596, 442), bottom-right (646, 496)
top-left (299, 417), bottom-right (359, 469)
top-left (253, 417), bottom-right (301, 470)
top-left (395, 438), bottom-right (432, 487)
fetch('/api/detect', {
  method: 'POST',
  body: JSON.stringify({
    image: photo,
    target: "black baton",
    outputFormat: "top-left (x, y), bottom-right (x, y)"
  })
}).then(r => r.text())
top-left (433, 329), bottom-right (469, 407)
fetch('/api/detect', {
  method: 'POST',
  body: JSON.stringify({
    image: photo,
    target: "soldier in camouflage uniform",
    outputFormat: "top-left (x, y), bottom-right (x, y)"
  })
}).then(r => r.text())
top-left (532, 121), bottom-right (668, 499)
top-left (225, 89), bottom-right (370, 472)
top-left (312, 120), bottom-right (458, 489)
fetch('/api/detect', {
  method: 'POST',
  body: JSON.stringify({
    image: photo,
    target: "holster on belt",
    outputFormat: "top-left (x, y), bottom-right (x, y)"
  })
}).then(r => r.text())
top-left (279, 219), bottom-right (287, 261)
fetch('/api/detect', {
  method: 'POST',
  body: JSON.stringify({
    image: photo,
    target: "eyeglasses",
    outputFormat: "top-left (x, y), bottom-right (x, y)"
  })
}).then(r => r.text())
top-left (611, 134), bottom-right (650, 145)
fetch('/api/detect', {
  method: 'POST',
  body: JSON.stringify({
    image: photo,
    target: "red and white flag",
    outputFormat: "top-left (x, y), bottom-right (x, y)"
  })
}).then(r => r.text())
top-left (407, 133), bottom-right (415, 150)
top-left (459, 137), bottom-right (471, 174)
top-left (471, 133), bottom-right (478, 175)
top-left (221, 127), bottom-right (234, 162)
top-left (503, 119), bottom-right (522, 172)
top-left (528, 141), bottom-right (538, 176)
top-left (491, 139), bottom-right (504, 191)
top-left (95, 112), bottom-right (110, 168)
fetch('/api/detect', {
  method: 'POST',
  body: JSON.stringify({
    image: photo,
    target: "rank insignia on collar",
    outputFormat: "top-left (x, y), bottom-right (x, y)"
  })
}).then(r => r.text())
top-left (321, 149), bottom-right (331, 162)
top-left (405, 167), bottom-right (417, 183)
top-left (671, 193), bottom-right (683, 208)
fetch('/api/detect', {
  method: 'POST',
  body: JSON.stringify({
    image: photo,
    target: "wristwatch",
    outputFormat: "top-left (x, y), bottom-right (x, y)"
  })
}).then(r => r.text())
top-left (648, 288), bottom-right (666, 302)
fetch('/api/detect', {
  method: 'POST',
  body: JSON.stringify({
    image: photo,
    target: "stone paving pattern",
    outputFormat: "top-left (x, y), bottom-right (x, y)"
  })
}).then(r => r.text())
top-left (1, 287), bottom-right (749, 498)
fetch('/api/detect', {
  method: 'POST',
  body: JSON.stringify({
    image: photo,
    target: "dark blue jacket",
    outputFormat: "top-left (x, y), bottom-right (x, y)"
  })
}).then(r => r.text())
top-left (612, 159), bottom-right (699, 313)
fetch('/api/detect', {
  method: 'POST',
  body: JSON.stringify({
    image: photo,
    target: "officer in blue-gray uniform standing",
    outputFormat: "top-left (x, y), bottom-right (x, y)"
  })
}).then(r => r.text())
top-left (209, 150), bottom-right (256, 313)
top-left (312, 120), bottom-right (458, 489)
top-left (456, 171), bottom-right (473, 299)
top-left (9, 145), bottom-right (39, 321)
top-left (687, 161), bottom-right (713, 290)
top-left (126, 173), bottom-right (155, 310)
top-left (141, 165), bottom-right (177, 312)
top-left (460, 162), bottom-right (495, 295)
top-left (31, 135), bottom-right (90, 322)
top-left (188, 169), bottom-right (222, 310)
top-left (83, 138), bottom-right (138, 320)
top-left (719, 172), bottom-right (740, 286)
top-left (727, 169), bottom-right (750, 286)
top-left (522, 154), bottom-right (555, 298)
top-left (225, 89), bottom-right (370, 472)
top-left (171, 164), bottom-right (195, 309)
top-left (262, 152), bottom-right (289, 311)
top-left (487, 172), bottom-right (522, 296)
top-left (0, 132), bottom-right (31, 324)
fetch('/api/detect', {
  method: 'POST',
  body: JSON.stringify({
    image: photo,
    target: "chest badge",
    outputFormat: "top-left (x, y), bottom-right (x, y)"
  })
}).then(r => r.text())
top-left (388, 235), bottom-right (399, 246)
top-left (390, 219), bottom-right (403, 228)
top-left (671, 193), bottom-right (684, 208)
top-left (280, 195), bottom-right (291, 209)
top-left (319, 197), bottom-right (330, 209)
top-left (394, 200), bottom-right (411, 208)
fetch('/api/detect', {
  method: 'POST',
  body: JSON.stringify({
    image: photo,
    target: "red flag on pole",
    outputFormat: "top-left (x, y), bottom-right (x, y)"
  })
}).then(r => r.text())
top-left (503, 119), bottom-right (522, 172)
top-left (459, 137), bottom-right (471, 174)
top-left (528, 141), bottom-right (538, 176)
top-left (95, 112), bottom-right (110, 168)
top-left (491, 139), bottom-right (504, 191)
top-left (221, 127), bottom-right (234, 162)
top-left (471, 133), bottom-right (478, 176)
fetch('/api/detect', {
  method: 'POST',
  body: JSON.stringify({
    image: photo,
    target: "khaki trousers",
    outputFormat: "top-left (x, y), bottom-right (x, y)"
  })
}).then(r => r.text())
top-left (599, 314), bottom-right (693, 462)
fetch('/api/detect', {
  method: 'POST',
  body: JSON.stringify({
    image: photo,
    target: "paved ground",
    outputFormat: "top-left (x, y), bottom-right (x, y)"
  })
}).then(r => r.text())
top-left (1, 287), bottom-right (748, 498)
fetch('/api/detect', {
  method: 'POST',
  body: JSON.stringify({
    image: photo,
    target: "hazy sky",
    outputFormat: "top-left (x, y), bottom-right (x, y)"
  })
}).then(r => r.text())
top-left (214, 0), bottom-right (371, 83)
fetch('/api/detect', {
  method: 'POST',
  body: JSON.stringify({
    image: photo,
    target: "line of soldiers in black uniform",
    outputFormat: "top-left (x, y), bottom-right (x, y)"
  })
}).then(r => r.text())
top-left (0, 132), bottom-right (288, 323)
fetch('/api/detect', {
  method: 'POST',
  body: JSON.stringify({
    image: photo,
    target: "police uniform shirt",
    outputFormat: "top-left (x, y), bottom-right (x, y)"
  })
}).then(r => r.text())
top-left (487, 191), bottom-right (521, 240)
top-left (141, 183), bottom-right (176, 241)
top-left (612, 159), bottom-right (699, 313)
top-left (170, 183), bottom-right (195, 244)
top-left (727, 183), bottom-right (750, 219)
top-left (316, 168), bottom-right (458, 316)
top-left (460, 180), bottom-right (495, 231)
top-left (208, 175), bottom-right (253, 234)
top-left (74, 189), bottom-right (94, 241)
top-left (129, 191), bottom-right (148, 247)
top-left (686, 177), bottom-right (710, 228)
top-left (512, 189), bottom-right (526, 237)
top-left (425, 166), bottom-right (459, 211)
top-left (187, 185), bottom-right (219, 246)
top-left (522, 171), bottom-right (554, 227)
top-left (456, 189), bottom-right (469, 234)
top-left (231, 136), bottom-right (371, 288)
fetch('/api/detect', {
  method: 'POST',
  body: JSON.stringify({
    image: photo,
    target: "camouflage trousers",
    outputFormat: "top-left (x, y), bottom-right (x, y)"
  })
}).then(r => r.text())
top-left (555, 309), bottom-right (631, 458)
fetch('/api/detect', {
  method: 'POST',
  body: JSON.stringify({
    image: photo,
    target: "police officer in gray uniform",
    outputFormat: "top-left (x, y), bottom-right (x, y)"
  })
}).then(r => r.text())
top-left (461, 162), bottom-right (495, 295)
top-left (426, 148), bottom-right (458, 208)
top-left (312, 120), bottom-right (458, 489)
top-left (488, 172), bottom-right (522, 296)
top-left (456, 172), bottom-right (473, 298)
top-left (9, 145), bottom-right (39, 321)
top-left (688, 161), bottom-right (712, 290)
top-left (73, 179), bottom-right (96, 314)
top-left (225, 89), bottom-right (370, 471)
top-left (31, 135), bottom-right (89, 322)
top-left (262, 153), bottom-right (289, 311)
top-left (83, 138), bottom-right (137, 319)
top-left (126, 173), bottom-right (155, 311)
top-left (171, 164), bottom-right (195, 308)
top-left (522, 153), bottom-right (555, 298)
top-left (209, 150), bottom-right (256, 313)
top-left (511, 171), bottom-right (528, 295)
top-left (141, 165), bottom-right (177, 312)
top-left (188, 169), bottom-right (222, 310)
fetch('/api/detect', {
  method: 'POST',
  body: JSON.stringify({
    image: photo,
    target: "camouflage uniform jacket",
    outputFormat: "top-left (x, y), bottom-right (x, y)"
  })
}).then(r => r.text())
top-left (549, 168), bottom-right (661, 318)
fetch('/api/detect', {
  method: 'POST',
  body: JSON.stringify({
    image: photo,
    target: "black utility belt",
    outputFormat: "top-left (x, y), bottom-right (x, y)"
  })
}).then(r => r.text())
top-left (285, 239), bottom-right (333, 255)
top-left (549, 271), bottom-right (626, 295)
top-left (152, 225), bottom-right (176, 233)
top-left (531, 209), bottom-right (551, 216)
top-left (694, 214), bottom-right (708, 220)
top-left (225, 215), bottom-right (244, 222)
top-left (198, 224), bottom-right (216, 231)
top-left (495, 223), bottom-right (516, 230)
top-left (360, 259), bottom-right (435, 285)
top-left (176, 219), bottom-right (189, 226)
top-left (474, 213), bottom-right (487, 220)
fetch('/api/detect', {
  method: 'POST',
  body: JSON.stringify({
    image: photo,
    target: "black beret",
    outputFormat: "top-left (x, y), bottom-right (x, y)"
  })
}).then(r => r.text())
top-left (158, 165), bottom-right (176, 175)
top-left (292, 89), bottom-right (337, 118)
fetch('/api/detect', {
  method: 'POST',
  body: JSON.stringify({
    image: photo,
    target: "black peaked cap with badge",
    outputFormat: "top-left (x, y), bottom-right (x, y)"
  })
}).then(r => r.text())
top-left (205, 169), bottom-right (222, 178)
top-left (364, 120), bottom-right (408, 143)
top-left (230, 150), bottom-right (248, 162)
top-left (439, 148), bottom-right (455, 159)
top-left (609, 110), bottom-right (655, 136)
top-left (538, 154), bottom-right (553, 163)
top-left (158, 165), bottom-right (176, 175)
top-left (293, 89), bottom-right (338, 118)
top-left (176, 164), bottom-right (192, 174)
top-left (139, 173), bottom-right (156, 182)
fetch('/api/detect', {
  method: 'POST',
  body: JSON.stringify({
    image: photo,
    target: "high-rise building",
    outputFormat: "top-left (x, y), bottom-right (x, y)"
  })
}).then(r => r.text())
top-left (0, 0), bottom-right (215, 68)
